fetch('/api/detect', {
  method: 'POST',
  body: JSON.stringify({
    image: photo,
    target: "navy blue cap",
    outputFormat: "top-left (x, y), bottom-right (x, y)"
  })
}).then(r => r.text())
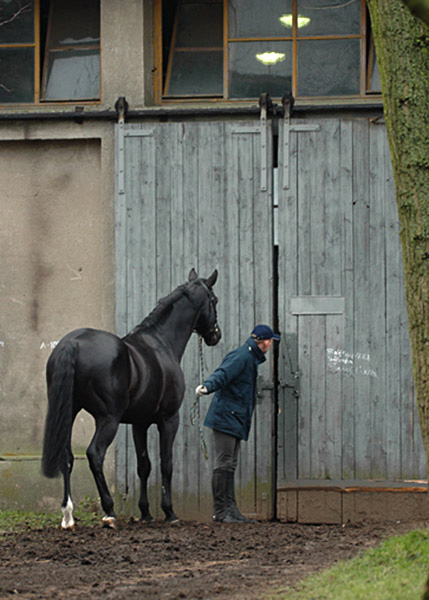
top-left (251, 325), bottom-right (280, 341)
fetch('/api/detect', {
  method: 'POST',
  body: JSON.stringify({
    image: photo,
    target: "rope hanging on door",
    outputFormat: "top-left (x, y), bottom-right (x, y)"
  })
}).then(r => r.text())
top-left (190, 335), bottom-right (209, 460)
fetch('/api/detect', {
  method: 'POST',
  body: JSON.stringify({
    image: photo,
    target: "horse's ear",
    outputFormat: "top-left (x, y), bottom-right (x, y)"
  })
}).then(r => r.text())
top-left (206, 269), bottom-right (218, 288)
top-left (188, 268), bottom-right (198, 282)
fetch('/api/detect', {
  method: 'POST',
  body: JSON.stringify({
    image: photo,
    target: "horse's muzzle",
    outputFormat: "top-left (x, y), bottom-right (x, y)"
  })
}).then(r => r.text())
top-left (204, 324), bottom-right (222, 346)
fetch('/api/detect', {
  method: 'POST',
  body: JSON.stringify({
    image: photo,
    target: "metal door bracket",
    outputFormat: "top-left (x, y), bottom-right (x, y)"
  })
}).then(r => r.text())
top-left (282, 94), bottom-right (320, 190)
top-left (230, 93), bottom-right (272, 192)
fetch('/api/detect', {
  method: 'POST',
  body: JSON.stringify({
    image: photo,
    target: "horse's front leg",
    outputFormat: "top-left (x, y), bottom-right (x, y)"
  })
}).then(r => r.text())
top-left (132, 424), bottom-right (153, 523)
top-left (157, 412), bottom-right (180, 523)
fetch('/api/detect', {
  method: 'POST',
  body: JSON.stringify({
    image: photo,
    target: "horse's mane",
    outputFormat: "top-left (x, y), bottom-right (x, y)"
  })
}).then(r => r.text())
top-left (139, 283), bottom-right (190, 329)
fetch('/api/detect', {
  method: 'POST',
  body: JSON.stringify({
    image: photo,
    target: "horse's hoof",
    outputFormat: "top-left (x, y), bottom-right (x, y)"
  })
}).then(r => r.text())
top-left (165, 516), bottom-right (180, 525)
top-left (138, 511), bottom-right (154, 524)
top-left (61, 523), bottom-right (75, 532)
top-left (102, 516), bottom-right (117, 529)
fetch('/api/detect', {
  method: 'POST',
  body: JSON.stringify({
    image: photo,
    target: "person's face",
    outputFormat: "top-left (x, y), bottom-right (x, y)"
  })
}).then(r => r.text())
top-left (258, 338), bottom-right (274, 354)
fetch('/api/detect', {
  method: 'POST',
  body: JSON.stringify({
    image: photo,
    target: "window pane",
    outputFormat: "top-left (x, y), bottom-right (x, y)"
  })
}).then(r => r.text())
top-left (0, 47), bottom-right (34, 102)
top-left (167, 51), bottom-right (223, 95)
top-left (368, 55), bottom-right (381, 93)
top-left (298, 39), bottom-right (360, 96)
top-left (229, 41), bottom-right (292, 99)
top-left (229, 0), bottom-right (293, 38)
top-left (48, 0), bottom-right (100, 46)
top-left (44, 50), bottom-right (100, 100)
top-left (297, 0), bottom-right (361, 37)
top-left (367, 38), bottom-right (381, 93)
top-left (176, 1), bottom-right (222, 48)
top-left (0, 0), bottom-right (34, 44)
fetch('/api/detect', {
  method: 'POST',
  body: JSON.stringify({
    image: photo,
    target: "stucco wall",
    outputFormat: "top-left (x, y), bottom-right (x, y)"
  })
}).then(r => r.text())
top-left (101, 0), bottom-right (146, 108)
top-left (0, 136), bottom-right (115, 511)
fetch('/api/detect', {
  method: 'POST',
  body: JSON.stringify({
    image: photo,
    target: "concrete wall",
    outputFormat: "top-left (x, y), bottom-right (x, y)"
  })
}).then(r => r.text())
top-left (0, 133), bottom-right (115, 511)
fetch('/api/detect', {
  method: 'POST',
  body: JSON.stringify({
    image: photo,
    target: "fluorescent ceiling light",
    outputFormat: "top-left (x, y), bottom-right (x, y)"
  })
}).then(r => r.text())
top-left (279, 14), bottom-right (311, 28)
top-left (255, 52), bottom-right (286, 66)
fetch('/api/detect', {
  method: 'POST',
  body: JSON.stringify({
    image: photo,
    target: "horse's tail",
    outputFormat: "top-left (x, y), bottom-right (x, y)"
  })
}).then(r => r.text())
top-left (42, 341), bottom-right (78, 479)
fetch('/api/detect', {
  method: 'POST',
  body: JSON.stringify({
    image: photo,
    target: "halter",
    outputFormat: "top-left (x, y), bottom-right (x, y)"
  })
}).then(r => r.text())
top-left (194, 280), bottom-right (220, 339)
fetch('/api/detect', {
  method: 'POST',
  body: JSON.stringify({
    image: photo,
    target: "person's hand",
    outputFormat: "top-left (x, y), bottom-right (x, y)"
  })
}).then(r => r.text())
top-left (195, 385), bottom-right (208, 397)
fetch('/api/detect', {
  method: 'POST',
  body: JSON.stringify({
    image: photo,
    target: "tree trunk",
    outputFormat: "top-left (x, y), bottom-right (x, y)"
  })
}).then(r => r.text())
top-left (401, 0), bottom-right (429, 26)
top-left (366, 0), bottom-right (429, 470)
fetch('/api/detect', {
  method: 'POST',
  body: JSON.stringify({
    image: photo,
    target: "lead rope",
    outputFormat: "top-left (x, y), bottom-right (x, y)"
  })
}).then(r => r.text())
top-left (190, 335), bottom-right (209, 460)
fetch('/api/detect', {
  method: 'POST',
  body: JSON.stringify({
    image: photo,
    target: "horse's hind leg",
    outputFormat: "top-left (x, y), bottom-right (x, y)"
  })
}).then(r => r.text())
top-left (132, 424), bottom-right (153, 523)
top-left (86, 417), bottom-right (119, 528)
top-left (60, 444), bottom-right (75, 530)
top-left (157, 412), bottom-right (180, 523)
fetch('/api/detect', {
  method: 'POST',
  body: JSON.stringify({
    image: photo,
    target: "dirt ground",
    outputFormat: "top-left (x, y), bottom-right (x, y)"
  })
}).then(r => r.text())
top-left (1, 517), bottom-right (427, 599)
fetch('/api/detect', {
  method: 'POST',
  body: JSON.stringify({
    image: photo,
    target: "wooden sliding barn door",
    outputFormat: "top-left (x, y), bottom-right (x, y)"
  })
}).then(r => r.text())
top-left (276, 117), bottom-right (426, 486)
top-left (114, 119), bottom-right (276, 520)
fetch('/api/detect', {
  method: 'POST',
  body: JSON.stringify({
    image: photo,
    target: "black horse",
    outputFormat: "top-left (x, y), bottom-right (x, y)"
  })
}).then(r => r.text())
top-left (42, 269), bottom-right (221, 529)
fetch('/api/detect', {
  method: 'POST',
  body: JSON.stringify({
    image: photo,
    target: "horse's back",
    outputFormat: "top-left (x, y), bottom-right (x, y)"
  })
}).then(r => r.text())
top-left (49, 328), bottom-right (125, 371)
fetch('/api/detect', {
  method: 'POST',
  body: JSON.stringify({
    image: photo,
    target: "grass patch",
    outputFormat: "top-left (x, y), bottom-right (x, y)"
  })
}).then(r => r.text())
top-left (269, 529), bottom-right (429, 600)
top-left (0, 497), bottom-right (101, 535)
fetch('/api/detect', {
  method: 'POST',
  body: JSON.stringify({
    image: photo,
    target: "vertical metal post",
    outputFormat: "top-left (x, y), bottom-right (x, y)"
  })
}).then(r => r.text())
top-left (259, 93), bottom-right (273, 192)
top-left (115, 97), bottom-right (129, 196)
top-left (282, 93), bottom-right (293, 190)
top-left (260, 103), bottom-right (267, 192)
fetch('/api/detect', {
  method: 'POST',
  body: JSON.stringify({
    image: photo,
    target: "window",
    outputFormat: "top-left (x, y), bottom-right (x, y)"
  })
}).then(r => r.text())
top-left (0, 0), bottom-right (100, 104)
top-left (156, 0), bottom-right (380, 102)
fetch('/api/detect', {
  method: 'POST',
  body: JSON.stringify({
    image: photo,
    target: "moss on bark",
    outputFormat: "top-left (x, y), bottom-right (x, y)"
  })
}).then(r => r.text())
top-left (367, 0), bottom-right (429, 468)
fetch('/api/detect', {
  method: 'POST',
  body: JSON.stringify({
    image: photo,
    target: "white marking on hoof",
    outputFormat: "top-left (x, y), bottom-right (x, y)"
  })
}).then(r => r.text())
top-left (61, 497), bottom-right (75, 530)
top-left (102, 516), bottom-right (117, 529)
top-left (169, 518), bottom-right (180, 525)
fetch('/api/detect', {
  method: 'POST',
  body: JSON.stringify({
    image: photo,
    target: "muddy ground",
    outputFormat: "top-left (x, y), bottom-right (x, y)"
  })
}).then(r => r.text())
top-left (1, 518), bottom-right (427, 599)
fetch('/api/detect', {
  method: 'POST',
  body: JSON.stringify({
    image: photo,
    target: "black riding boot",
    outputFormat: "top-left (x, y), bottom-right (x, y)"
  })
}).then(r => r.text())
top-left (212, 469), bottom-right (242, 523)
top-left (212, 469), bottom-right (228, 522)
top-left (225, 471), bottom-right (256, 523)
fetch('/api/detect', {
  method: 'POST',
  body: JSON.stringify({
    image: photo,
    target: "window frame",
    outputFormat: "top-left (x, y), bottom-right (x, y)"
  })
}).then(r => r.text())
top-left (0, 0), bottom-right (101, 106)
top-left (154, 0), bottom-right (378, 104)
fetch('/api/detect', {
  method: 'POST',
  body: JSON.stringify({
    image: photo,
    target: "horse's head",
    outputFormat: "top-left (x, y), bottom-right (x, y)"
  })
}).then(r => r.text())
top-left (188, 268), bottom-right (222, 346)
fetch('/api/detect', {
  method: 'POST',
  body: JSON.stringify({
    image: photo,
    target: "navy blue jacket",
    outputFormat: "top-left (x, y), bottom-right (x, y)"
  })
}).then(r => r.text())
top-left (203, 337), bottom-right (266, 440)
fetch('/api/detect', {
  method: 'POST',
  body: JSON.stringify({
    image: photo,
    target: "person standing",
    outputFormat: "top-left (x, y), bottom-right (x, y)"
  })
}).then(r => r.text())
top-left (195, 324), bottom-right (280, 523)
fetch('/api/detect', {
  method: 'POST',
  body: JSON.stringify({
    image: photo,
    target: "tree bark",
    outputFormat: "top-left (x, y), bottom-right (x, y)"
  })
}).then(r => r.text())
top-left (366, 0), bottom-right (429, 470)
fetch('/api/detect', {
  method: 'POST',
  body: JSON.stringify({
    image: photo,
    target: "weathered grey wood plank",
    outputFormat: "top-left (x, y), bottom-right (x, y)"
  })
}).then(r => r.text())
top-left (340, 119), bottom-right (355, 480)
top-left (181, 121), bottom-right (203, 513)
top-left (295, 122), bottom-right (315, 479)
top-left (169, 123), bottom-right (189, 519)
top-left (352, 119), bottom-right (372, 479)
top-left (384, 126), bottom-right (402, 480)
top-left (368, 123), bottom-right (387, 478)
